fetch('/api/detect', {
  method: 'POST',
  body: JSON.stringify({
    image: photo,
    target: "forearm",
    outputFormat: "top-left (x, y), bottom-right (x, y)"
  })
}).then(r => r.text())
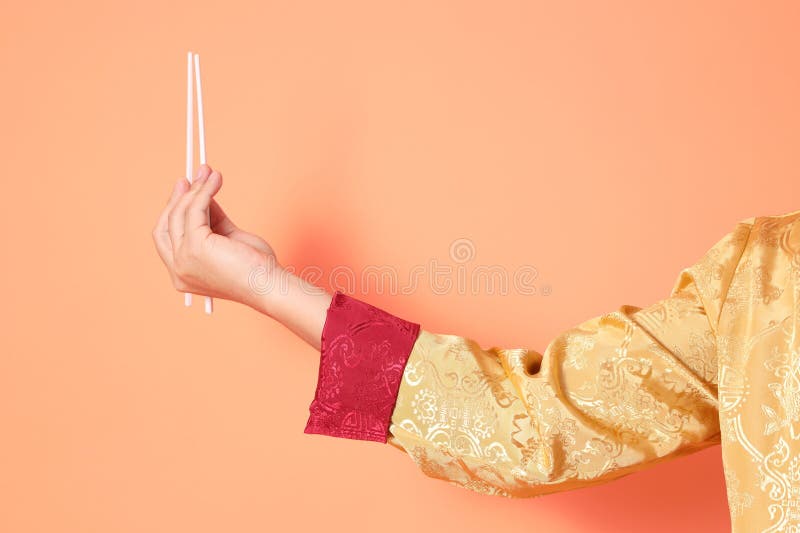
top-left (251, 266), bottom-right (332, 351)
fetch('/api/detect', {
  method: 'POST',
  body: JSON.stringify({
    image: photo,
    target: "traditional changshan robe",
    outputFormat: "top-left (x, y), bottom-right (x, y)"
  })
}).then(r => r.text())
top-left (304, 208), bottom-right (800, 533)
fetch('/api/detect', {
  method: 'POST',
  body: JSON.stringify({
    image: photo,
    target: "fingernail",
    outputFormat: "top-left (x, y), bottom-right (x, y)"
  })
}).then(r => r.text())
top-left (195, 166), bottom-right (204, 179)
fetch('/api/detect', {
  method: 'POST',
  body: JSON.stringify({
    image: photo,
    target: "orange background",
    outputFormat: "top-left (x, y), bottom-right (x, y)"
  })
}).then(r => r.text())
top-left (2, 1), bottom-right (799, 532)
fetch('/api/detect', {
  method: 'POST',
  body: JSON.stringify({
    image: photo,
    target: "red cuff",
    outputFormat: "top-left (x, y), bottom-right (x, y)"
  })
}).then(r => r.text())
top-left (304, 291), bottom-right (421, 443)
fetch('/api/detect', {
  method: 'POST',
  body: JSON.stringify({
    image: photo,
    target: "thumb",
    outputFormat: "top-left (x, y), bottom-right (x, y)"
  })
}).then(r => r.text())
top-left (186, 169), bottom-right (223, 232)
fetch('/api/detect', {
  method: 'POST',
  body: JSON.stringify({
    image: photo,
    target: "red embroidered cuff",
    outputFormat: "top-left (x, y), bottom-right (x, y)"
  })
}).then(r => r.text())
top-left (304, 291), bottom-right (421, 443)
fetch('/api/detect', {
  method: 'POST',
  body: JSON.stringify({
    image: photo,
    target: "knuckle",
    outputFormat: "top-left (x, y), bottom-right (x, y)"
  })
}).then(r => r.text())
top-left (173, 261), bottom-right (189, 281)
top-left (152, 223), bottom-right (165, 240)
top-left (171, 276), bottom-right (189, 292)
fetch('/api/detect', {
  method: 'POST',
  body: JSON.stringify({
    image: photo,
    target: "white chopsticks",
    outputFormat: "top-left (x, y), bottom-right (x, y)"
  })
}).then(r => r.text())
top-left (184, 51), bottom-right (214, 315)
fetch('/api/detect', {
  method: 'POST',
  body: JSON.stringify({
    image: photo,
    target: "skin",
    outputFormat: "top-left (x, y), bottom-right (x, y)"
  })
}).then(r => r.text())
top-left (151, 164), bottom-right (333, 350)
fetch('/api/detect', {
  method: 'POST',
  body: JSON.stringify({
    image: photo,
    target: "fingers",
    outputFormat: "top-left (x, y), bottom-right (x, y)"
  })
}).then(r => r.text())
top-left (168, 164), bottom-right (212, 253)
top-left (153, 177), bottom-right (190, 264)
top-left (167, 175), bottom-right (188, 204)
top-left (186, 169), bottom-right (222, 233)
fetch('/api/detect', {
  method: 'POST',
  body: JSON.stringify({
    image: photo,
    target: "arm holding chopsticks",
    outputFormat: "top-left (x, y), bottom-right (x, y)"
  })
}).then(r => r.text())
top-left (152, 164), bottom-right (752, 496)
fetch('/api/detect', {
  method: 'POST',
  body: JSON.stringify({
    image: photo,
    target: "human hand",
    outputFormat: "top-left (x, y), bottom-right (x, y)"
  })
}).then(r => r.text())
top-left (152, 164), bottom-right (278, 311)
top-left (153, 163), bottom-right (332, 348)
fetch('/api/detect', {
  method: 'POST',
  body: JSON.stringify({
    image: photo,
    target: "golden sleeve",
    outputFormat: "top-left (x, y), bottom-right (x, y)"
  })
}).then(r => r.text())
top-left (385, 219), bottom-right (753, 498)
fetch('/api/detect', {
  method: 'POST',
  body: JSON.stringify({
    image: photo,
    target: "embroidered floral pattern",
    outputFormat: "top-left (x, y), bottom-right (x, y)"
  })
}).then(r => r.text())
top-left (304, 292), bottom-right (420, 442)
top-left (307, 209), bottom-right (800, 531)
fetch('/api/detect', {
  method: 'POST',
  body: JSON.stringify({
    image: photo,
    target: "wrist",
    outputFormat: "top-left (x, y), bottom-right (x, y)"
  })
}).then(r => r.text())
top-left (240, 255), bottom-right (282, 312)
top-left (249, 264), bottom-right (333, 350)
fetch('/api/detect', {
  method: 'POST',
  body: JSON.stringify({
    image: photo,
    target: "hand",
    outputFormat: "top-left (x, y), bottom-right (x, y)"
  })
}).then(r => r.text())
top-left (152, 164), bottom-right (278, 310)
top-left (152, 164), bottom-right (332, 348)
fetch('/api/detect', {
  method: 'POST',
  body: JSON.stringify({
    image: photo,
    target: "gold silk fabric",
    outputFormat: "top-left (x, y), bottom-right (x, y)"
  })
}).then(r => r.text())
top-left (387, 208), bottom-right (800, 532)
